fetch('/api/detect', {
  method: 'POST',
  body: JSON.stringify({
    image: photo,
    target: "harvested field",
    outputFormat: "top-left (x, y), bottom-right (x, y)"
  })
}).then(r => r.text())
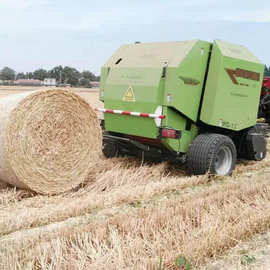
top-left (0, 86), bottom-right (104, 119)
top-left (0, 86), bottom-right (102, 108)
top-left (0, 87), bottom-right (270, 269)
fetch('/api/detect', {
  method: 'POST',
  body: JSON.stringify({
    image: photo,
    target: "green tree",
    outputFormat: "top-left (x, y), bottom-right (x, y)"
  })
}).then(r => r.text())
top-left (16, 72), bottom-right (27, 80)
top-left (25, 72), bottom-right (34, 79)
top-left (81, 70), bottom-right (95, 81)
top-left (264, 65), bottom-right (270, 77)
top-left (0, 67), bottom-right (16, 80)
top-left (33, 69), bottom-right (48, 81)
top-left (5, 65), bottom-right (99, 85)
top-left (63, 66), bottom-right (80, 86)
top-left (79, 78), bottom-right (92, 88)
top-left (48, 66), bottom-right (64, 83)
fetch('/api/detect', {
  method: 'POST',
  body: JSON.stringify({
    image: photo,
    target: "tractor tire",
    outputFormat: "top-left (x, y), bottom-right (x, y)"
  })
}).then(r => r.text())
top-left (187, 133), bottom-right (237, 176)
top-left (242, 125), bottom-right (266, 161)
top-left (102, 141), bottom-right (119, 158)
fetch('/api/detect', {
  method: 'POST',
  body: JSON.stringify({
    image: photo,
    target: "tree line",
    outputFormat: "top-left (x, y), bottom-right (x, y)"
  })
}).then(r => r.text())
top-left (265, 65), bottom-right (270, 77)
top-left (0, 66), bottom-right (100, 87)
top-left (1, 65), bottom-right (269, 86)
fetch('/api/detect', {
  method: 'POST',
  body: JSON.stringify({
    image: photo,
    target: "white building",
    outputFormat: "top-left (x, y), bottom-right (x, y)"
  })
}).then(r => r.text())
top-left (43, 78), bottom-right (56, 86)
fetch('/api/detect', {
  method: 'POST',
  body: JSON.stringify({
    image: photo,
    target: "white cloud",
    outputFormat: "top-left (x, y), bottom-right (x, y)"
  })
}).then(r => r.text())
top-left (0, 0), bottom-right (49, 9)
top-left (226, 10), bottom-right (270, 23)
top-left (71, 17), bottom-right (102, 31)
top-left (0, 0), bottom-right (269, 74)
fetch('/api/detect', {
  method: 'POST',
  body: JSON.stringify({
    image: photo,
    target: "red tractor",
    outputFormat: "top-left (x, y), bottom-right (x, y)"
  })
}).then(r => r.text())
top-left (262, 77), bottom-right (270, 92)
top-left (259, 77), bottom-right (270, 122)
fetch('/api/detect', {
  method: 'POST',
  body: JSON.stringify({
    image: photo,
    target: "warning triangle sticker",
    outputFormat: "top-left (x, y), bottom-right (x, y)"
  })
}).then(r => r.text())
top-left (122, 86), bottom-right (136, 102)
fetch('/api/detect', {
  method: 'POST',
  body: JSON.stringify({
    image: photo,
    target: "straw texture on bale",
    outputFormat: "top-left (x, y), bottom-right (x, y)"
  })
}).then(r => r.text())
top-left (0, 89), bottom-right (102, 194)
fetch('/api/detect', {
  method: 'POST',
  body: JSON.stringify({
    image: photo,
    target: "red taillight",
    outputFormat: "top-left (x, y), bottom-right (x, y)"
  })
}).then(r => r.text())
top-left (161, 128), bottom-right (181, 139)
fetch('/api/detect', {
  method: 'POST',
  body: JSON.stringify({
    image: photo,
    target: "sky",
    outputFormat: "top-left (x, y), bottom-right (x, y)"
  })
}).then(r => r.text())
top-left (0, 0), bottom-right (269, 75)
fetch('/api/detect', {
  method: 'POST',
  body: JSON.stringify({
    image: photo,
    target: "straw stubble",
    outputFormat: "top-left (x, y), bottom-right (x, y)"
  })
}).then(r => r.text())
top-left (0, 89), bottom-right (102, 194)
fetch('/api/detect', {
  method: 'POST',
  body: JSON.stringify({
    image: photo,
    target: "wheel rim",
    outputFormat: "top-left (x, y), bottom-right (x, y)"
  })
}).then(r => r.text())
top-left (214, 145), bottom-right (232, 175)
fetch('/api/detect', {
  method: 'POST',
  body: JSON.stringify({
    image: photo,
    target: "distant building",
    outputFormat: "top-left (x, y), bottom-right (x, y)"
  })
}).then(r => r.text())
top-left (14, 79), bottom-right (42, 86)
top-left (91, 81), bottom-right (100, 88)
top-left (0, 80), bottom-right (14, 85)
top-left (43, 78), bottom-right (56, 86)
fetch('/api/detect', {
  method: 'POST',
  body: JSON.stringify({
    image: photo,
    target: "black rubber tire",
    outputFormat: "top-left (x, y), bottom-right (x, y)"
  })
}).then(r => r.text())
top-left (187, 133), bottom-right (237, 176)
top-left (102, 142), bottom-right (119, 158)
top-left (243, 125), bottom-right (267, 161)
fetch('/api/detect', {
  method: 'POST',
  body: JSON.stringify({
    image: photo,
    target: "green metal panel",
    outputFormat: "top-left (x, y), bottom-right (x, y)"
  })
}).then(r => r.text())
top-left (163, 40), bottom-right (211, 122)
top-left (105, 113), bottom-right (159, 138)
top-left (101, 41), bottom-right (206, 139)
top-left (103, 67), bottom-right (164, 138)
top-left (200, 40), bottom-right (264, 130)
top-left (161, 107), bottom-right (198, 152)
top-left (103, 41), bottom-right (200, 68)
top-left (99, 67), bottom-right (109, 101)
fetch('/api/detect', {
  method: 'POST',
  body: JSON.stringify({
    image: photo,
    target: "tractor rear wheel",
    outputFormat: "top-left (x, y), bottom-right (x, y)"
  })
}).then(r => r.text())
top-left (187, 134), bottom-right (237, 176)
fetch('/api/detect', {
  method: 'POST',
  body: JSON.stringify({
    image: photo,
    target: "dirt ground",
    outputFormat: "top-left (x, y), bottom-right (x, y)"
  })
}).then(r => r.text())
top-left (202, 231), bottom-right (270, 270)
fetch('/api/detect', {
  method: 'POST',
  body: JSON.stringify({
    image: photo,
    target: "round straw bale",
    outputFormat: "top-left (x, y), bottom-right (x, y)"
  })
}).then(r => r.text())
top-left (0, 89), bottom-right (102, 194)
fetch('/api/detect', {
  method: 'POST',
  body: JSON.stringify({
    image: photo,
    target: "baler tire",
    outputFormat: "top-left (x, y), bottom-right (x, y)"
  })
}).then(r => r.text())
top-left (102, 142), bottom-right (119, 158)
top-left (187, 133), bottom-right (237, 176)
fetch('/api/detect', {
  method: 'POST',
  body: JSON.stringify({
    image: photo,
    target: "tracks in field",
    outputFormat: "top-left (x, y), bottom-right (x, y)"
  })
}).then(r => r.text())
top-left (0, 158), bottom-right (269, 252)
top-left (1, 153), bottom-right (270, 269)
top-left (0, 164), bottom-right (254, 237)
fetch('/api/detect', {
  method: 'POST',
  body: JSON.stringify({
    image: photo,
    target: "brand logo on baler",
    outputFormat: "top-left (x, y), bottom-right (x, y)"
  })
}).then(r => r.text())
top-left (122, 86), bottom-right (136, 102)
top-left (225, 68), bottom-right (260, 85)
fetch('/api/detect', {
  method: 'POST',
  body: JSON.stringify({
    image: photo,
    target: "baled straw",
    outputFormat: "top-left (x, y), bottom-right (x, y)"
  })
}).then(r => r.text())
top-left (0, 89), bottom-right (102, 194)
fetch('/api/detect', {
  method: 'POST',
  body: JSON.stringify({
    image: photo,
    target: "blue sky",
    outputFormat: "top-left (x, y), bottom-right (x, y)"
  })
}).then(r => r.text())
top-left (0, 0), bottom-right (269, 75)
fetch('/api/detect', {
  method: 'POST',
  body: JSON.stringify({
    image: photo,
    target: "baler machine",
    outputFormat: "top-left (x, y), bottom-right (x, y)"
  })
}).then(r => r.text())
top-left (98, 40), bottom-right (266, 176)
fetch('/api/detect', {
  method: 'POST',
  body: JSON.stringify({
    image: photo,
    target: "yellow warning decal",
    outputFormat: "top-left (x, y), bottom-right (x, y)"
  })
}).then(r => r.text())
top-left (122, 86), bottom-right (136, 102)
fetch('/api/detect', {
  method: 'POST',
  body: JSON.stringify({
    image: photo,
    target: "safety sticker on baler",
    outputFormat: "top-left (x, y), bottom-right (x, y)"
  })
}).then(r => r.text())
top-left (122, 86), bottom-right (136, 102)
